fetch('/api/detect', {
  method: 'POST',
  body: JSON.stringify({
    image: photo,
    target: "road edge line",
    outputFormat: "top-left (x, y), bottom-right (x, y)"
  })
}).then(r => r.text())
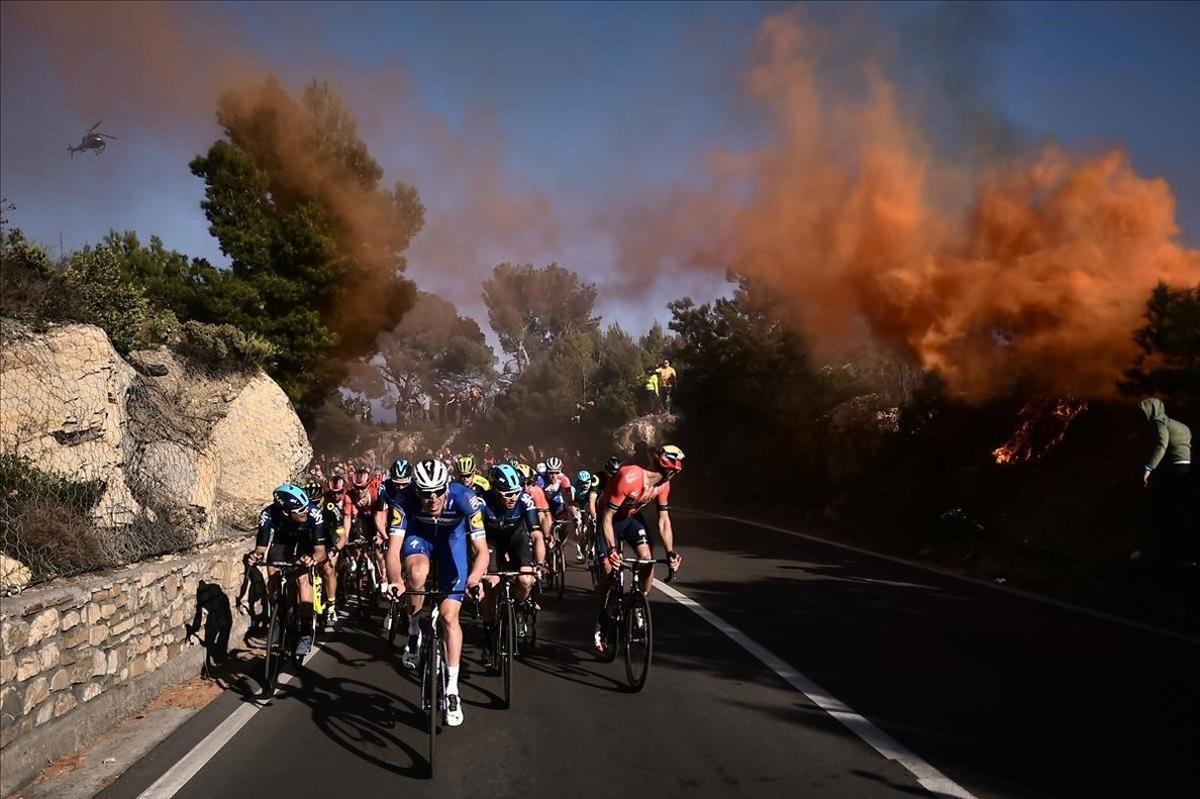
top-left (134, 643), bottom-right (324, 799)
top-left (653, 580), bottom-right (977, 799)
top-left (677, 507), bottom-right (1200, 646)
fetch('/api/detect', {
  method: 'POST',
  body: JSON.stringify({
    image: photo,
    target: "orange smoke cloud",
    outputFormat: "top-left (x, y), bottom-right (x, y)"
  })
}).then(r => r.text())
top-left (661, 10), bottom-right (1200, 400)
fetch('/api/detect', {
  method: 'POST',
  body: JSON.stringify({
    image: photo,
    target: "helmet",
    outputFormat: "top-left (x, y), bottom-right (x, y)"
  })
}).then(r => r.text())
top-left (514, 463), bottom-right (533, 483)
top-left (489, 464), bottom-right (522, 494)
top-left (654, 444), bottom-right (685, 473)
top-left (273, 483), bottom-right (310, 514)
top-left (604, 455), bottom-right (621, 476)
top-left (575, 469), bottom-right (592, 485)
top-left (326, 474), bottom-right (347, 496)
top-left (545, 456), bottom-right (563, 473)
top-left (388, 458), bottom-right (413, 482)
top-left (455, 454), bottom-right (475, 477)
top-left (507, 457), bottom-right (522, 470)
top-left (413, 458), bottom-right (450, 493)
top-left (535, 462), bottom-right (547, 475)
top-left (352, 467), bottom-right (371, 489)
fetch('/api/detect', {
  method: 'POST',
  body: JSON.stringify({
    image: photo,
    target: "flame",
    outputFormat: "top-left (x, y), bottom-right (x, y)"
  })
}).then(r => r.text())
top-left (992, 398), bottom-right (1088, 465)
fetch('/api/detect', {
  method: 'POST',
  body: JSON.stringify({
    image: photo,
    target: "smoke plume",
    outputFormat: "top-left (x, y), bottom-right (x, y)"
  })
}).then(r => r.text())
top-left (629, 9), bottom-right (1199, 400)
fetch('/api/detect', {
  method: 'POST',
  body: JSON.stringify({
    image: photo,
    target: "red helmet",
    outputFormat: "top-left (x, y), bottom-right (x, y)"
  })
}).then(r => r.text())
top-left (352, 467), bottom-right (371, 489)
top-left (326, 475), bottom-right (346, 496)
top-left (655, 444), bottom-right (685, 473)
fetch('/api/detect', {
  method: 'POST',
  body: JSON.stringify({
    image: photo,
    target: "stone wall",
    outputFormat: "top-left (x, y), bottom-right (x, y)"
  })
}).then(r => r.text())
top-left (0, 536), bottom-right (251, 797)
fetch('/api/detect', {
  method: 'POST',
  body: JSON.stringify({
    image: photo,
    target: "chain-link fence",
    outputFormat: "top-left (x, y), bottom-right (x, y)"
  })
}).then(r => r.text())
top-left (0, 319), bottom-right (265, 592)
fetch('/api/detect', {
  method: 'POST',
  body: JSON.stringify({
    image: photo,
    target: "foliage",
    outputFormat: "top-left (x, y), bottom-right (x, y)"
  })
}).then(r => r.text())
top-left (189, 77), bottom-right (425, 418)
top-left (0, 229), bottom-right (59, 322)
top-left (176, 320), bottom-right (274, 372)
top-left (348, 291), bottom-right (496, 412)
top-left (482, 262), bottom-right (599, 374)
top-left (1120, 282), bottom-right (1200, 418)
top-left (668, 275), bottom-right (854, 503)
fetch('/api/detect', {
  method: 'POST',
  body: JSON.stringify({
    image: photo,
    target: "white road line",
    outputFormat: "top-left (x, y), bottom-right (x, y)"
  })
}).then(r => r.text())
top-left (678, 507), bottom-right (1200, 646)
top-left (653, 580), bottom-right (978, 799)
top-left (135, 645), bottom-right (322, 799)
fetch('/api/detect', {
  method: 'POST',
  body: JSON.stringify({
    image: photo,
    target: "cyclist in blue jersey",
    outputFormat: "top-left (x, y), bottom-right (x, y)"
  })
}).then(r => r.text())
top-left (373, 458), bottom-right (414, 538)
top-left (384, 459), bottom-right (487, 727)
top-left (477, 464), bottom-right (541, 666)
top-left (249, 484), bottom-right (327, 656)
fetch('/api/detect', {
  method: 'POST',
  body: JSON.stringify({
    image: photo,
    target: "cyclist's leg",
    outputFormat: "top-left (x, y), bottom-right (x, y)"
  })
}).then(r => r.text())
top-left (511, 528), bottom-right (535, 603)
top-left (434, 530), bottom-right (470, 716)
top-left (403, 537), bottom-right (433, 616)
top-left (627, 514), bottom-right (654, 594)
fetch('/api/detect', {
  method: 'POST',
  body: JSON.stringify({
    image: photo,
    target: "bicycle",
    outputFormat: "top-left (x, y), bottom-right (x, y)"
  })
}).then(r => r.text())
top-left (544, 520), bottom-right (569, 600)
top-left (482, 570), bottom-right (538, 709)
top-left (260, 562), bottom-right (314, 699)
top-left (402, 587), bottom-right (454, 777)
top-left (597, 557), bottom-right (674, 692)
top-left (337, 538), bottom-right (381, 621)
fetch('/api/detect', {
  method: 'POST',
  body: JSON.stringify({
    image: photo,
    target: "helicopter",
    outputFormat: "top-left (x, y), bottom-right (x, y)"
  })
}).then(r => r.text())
top-left (68, 122), bottom-right (118, 157)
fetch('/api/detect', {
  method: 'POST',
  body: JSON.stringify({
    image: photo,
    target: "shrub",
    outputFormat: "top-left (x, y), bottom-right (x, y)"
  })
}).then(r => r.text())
top-left (176, 320), bottom-right (274, 372)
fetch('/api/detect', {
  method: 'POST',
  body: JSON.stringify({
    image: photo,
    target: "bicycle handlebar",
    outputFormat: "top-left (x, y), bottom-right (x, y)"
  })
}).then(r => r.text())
top-left (617, 557), bottom-right (677, 583)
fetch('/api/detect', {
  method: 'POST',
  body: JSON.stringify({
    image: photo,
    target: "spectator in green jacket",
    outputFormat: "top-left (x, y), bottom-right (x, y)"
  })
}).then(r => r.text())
top-left (1138, 398), bottom-right (1194, 564)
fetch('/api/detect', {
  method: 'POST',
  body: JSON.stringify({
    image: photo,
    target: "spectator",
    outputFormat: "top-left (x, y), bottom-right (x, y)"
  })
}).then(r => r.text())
top-left (1139, 398), bottom-right (1194, 564)
top-left (656, 359), bottom-right (677, 414)
top-left (643, 368), bottom-right (660, 415)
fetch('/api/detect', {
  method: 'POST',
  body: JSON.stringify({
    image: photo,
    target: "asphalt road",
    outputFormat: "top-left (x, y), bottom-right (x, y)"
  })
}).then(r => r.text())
top-left (97, 509), bottom-right (1199, 799)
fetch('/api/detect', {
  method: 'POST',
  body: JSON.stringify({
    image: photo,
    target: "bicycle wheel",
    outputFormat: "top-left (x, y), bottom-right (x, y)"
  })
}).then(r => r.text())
top-left (598, 591), bottom-right (620, 664)
top-left (516, 601), bottom-right (536, 656)
top-left (554, 548), bottom-right (566, 600)
top-left (260, 600), bottom-right (284, 699)
top-left (424, 630), bottom-right (440, 776)
top-left (624, 590), bottom-right (653, 692)
top-left (388, 599), bottom-right (405, 648)
top-left (500, 599), bottom-right (514, 709)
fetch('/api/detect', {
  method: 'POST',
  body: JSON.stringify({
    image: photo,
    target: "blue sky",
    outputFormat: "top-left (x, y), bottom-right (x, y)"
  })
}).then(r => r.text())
top-left (2, 1), bottom-right (1198, 341)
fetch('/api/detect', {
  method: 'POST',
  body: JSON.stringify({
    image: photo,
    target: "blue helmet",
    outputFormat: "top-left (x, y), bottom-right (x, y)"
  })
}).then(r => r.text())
top-left (388, 458), bottom-right (413, 481)
top-left (575, 469), bottom-right (592, 486)
top-left (490, 464), bottom-right (522, 493)
top-left (273, 483), bottom-right (310, 513)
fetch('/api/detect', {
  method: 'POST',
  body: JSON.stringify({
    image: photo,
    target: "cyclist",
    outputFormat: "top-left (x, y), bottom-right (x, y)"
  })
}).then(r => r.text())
top-left (572, 469), bottom-right (600, 563)
top-left (249, 484), bottom-right (327, 656)
top-left (454, 454), bottom-right (491, 496)
top-left (515, 462), bottom-right (551, 567)
top-left (318, 474), bottom-right (354, 627)
top-left (384, 459), bottom-right (488, 727)
top-left (542, 456), bottom-right (576, 556)
top-left (478, 464), bottom-right (540, 666)
top-left (592, 445), bottom-right (685, 655)
top-left (348, 465), bottom-right (385, 584)
top-left (373, 458), bottom-right (415, 538)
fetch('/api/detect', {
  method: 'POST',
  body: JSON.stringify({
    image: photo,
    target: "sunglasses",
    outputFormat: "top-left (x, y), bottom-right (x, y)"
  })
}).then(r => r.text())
top-left (418, 487), bottom-right (447, 499)
top-left (500, 489), bottom-right (521, 500)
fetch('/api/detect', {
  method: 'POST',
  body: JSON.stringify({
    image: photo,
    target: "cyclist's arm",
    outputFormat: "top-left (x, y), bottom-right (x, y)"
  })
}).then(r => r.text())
top-left (657, 508), bottom-right (675, 555)
top-left (587, 491), bottom-right (598, 521)
top-left (599, 503), bottom-right (618, 553)
top-left (466, 512), bottom-right (488, 588)
top-left (384, 508), bottom-right (407, 586)
top-left (253, 508), bottom-right (273, 560)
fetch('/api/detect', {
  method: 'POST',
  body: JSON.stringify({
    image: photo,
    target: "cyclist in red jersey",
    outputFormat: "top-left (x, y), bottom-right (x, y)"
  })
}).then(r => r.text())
top-left (592, 444), bottom-right (685, 654)
top-left (516, 463), bottom-right (551, 569)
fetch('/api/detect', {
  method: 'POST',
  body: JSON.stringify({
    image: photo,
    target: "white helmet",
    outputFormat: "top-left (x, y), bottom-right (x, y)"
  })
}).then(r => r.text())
top-left (535, 462), bottom-right (547, 475)
top-left (413, 458), bottom-right (450, 492)
top-left (545, 456), bottom-right (563, 472)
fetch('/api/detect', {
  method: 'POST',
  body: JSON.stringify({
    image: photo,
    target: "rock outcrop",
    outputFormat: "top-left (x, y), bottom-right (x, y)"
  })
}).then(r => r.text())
top-left (612, 413), bottom-right (678, 455)
top-left (0, 320), bottom-right (311, 578)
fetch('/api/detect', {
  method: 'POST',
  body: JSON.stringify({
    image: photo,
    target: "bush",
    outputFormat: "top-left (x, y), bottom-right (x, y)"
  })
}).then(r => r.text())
top-left (0, 454), bottom-right (109, 581)
top-left (176, 320), bottom-right (274, 372)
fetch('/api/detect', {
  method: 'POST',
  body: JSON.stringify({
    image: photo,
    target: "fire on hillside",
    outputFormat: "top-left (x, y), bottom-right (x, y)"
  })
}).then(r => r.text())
top-left (992, 398), bottom-right (1090, 466)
